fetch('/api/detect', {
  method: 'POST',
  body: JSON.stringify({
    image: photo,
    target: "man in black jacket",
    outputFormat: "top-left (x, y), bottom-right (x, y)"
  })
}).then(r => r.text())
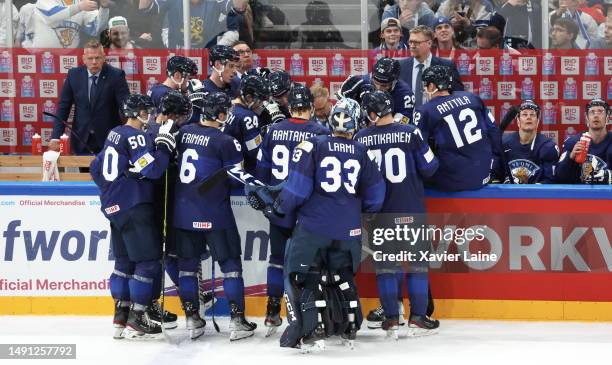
top-left (398, 25), bottom-right (463, 109)
top-left (50, 40), bottom-right (129, 155)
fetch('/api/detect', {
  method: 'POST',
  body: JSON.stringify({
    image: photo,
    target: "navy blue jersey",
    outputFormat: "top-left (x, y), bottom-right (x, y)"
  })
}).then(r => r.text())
top-left (202, 78), bottom-right (235, 98)
top-left (556, 132), bottom-right (612, 184)
top-left (256, 117), bottom-right (329, 228)
top-left (173, 124), bottom-right (243, 231)
top-left (278, 135), bottom-right (386, 240)
top-left (414, 90), bottom-right (501, 191)
top-left (362, 76), bottom-right (415, 124)
top-left (355, 123), bottom-right (438, 213)
top-left (224, 103), bottom-right (262, 174)
top-left (147, 84), bottom-right (174, 112)
top-left (502, 132), bottom-right (559, 184)
top-left (90, 125), bottom-right (171, 217)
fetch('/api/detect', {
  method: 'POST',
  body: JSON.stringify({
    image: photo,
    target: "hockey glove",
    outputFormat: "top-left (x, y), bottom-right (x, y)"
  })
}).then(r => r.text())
top-left (264, 101), bottom-right (285, 124)
top-left (244, 183), bottom-right (285, 218)
top-left (155, 120), bottom-right (176, 153)
top-left (585, 169), bottom-right (612, 185)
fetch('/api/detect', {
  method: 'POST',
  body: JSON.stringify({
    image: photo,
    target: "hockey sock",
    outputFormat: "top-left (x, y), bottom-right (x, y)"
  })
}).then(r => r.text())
top-left (406, 272), bottom-right (429, 316)
top-left (267, 265), bottom-right (284, 298)
top-left (110, 257), bottom-right (133, 301)
top-left (178, 258), bottom-right (199, 307)
top-left (223, 276), bottom-right (245, 311)
top-left (129, 260), bottom-right (161, 306)
top-left (151, 256), bottom-right (179, 301)
top-left (376, 273), bottom-right (399, 317)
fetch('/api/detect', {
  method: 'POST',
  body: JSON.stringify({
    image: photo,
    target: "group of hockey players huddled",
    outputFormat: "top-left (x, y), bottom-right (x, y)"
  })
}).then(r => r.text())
top-left (89, 44), bottom-right (611, 350)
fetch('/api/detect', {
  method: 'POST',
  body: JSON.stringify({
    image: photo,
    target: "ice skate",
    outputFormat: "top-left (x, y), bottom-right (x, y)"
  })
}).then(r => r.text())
top-left (148, 300), bottom-right (178, 329)
top-left (229, 302), bottom-right (257, 341)
top-left (264, 296), bottom-right (282, 337)
top-left (407, 314), bottom-right (440, 337)
top-left (124, 305), bottom-right (163, 340)
top-left (183, 301), bottom-right (206, 340)
top-left (112, 300), bottom-right (130, 339)
top-left (382, 317), bottom-right (400, 340)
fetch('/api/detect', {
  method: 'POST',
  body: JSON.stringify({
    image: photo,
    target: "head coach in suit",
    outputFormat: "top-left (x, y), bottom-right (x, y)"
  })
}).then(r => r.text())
top-left (50, 40), bottom-right (130, 155)
top-left (398, 25), bottom-right (464, 109)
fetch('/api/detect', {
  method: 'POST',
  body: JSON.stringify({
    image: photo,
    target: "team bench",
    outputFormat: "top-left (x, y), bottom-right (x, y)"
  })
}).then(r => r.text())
top-left (0, 155), bottom-right (94, 181)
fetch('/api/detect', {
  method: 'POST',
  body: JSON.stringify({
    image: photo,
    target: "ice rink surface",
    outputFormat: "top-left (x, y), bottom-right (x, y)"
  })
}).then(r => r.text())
top-left (1, 316), bottom-right (612, 365)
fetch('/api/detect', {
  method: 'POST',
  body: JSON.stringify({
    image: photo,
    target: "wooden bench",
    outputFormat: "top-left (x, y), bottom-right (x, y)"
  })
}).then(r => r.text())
top-left (0, 155), bottom-right (94, 181)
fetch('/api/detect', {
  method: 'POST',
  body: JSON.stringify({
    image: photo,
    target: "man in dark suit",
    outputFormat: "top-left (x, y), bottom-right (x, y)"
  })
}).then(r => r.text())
top-left (50, 40), bottom-right (130, 155)
top-left (398, 25), bottom-right (463, 109)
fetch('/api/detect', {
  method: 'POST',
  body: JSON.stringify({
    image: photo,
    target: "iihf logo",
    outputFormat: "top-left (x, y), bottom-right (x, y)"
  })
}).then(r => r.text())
top-left (508, 159), bottom-right (540, 184)
top-left (581, 155), bottom-right (608, 183)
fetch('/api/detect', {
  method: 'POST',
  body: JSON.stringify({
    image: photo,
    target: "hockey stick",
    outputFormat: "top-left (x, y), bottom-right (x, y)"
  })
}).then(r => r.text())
top-left (198, 165), bottom-right (265, 195)
top-left (42, 111), bottom-right (95, 154)
top-left (210, 262), bottom-right (220, 332)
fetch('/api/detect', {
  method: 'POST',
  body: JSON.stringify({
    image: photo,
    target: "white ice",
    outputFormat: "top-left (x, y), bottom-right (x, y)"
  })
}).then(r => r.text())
top-left (1, 316), bottom-right (612, 365)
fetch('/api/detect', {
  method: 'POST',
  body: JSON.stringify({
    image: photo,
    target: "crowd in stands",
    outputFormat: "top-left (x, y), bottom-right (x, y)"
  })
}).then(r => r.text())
top-left (1, 0), bottom-right (610, 51)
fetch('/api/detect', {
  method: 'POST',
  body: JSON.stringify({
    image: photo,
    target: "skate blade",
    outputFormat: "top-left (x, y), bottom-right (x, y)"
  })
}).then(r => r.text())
top-left (113, 325), bottom-right (125, 340)
top-left (189, 327), bottom-right (206, 340)
top-left (151, 320), bottom-right (178, 330)
top-left (230, 330), bottom-right (254, 341)
top-left (265, 325), bottom-right (280, 338)
top-left (123, 328), bottom-right (163, 340)
top-left (367, 321), bottom-right (382, 329)
top-left (385, 328), bottom-right (399, 341)
top-left (299, 340), bottom-right (325, 353)
top-left (342, 339), bottom-right (355, 350)
top-left (406, 326), bottom-right (439, 338)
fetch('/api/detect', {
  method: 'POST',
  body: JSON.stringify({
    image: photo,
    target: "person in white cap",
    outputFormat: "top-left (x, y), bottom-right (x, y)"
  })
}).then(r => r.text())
top-left (378, 17), bottom-right (408, 50)
top-left (107, 16), bottom-right (135, 50)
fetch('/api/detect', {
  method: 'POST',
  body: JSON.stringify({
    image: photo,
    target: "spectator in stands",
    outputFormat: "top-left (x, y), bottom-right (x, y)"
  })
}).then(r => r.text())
top-left (295, 0), bottom-right (345, 49)
top-left (15, 1), bottom-right (35, 48)
top-left (431, 16), bottom-right (463, 58)
top-left (476, 26), bottom-right (521, 54)
top-left (225, 0), bottom-right (254, 47)
top-left (0, 0), bottom-right (18, 48)
top-left (142, 0), bottom-right (247, 49)
top-left (378, 17), bottom-right (409, 50)
top-left (550, 0), bottom-right (599, 49)
top-left (310, 84), bottom-right (332, 129)
top-left (31, 0), bottom-right (110, 48)
top-left (591, 8), bottom-right (611, 48)
top-left (105, 16), bottom-right (137, 53)
top-left (107, 0), bottom-right (164, 49)
top-left (435, 0), bottom-right (499, 47)
top-left (596, 5), bottom-right (611, 42)
top-left (399, 25), bottom-right (463, 108)
top-left (382, 0), bottom-right (436, 43)
top-left (233, 41), bottom-right (254, 76)
top-left (49, 40), bottom-right (129, 155)
top-left (550, 18), bottom-right (581, 49)
top-left (498, 0), bottom-right (543, 49)
top-left (578, 0), bottom-right (606, 25)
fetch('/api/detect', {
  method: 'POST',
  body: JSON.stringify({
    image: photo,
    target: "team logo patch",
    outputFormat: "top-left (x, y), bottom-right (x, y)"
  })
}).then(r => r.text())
top-left (53, 21), bottom-right (80, 48)
top-left (508, 159), bottom-right (540, 184)
top-left (136, 156), bottom-right (150, 168)
top-left (581, 155), bottom-right (608, 183)
top-left (104, 205), bottom-right (120, 215)
top-left (193, 222), bottom-right (212, 229)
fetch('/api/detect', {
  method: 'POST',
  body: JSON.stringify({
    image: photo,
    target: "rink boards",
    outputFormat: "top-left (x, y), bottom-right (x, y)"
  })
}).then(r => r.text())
top-left (1, 182), bottom-right (611, 321)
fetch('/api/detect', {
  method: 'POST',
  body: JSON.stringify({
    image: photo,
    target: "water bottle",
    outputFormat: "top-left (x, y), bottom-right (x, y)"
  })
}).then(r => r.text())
top-left (23, 124), bottom-right (35, 146)
top-left (543, 102), bottom-right (556, 125)
top-left (21, 76), bottom-right (35, 97)
top-left (0, 50), bottom-right (12, 73)
top-left (1, 99), bottom-right (14, 122)
top-left (290, 54), bottom-right (304, 76)
top-left (585, 52), bottom-right (599, 76)
top-left (60, 133), bottom-right (70, 155)
top-left (41, 51), bottom-right (55, 73)
top-left (542, 52), bottom-right (555, 75)
top-left (521, 77), bottom-right (534, 100)
top-left (574, 133), bottom-right (591, 164)
top-left (479, 78), bottom-right (492, 100)
top-left (499, 53), bottom-right (513, 75)
top-left (563, 77), bottom-right (577, 99)
top-left (31, 133), bottom-right (42, 155)
top-left (331, 54), bottom-right (345, 76)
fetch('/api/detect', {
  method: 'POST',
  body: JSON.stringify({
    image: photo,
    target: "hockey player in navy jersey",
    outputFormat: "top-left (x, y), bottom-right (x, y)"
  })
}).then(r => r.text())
top-left (90, 94), bottom-right (175, 340)
top-left (271, 98), bottom-right (385, 350)
top-left (148, 56), bottom-right (198, 111)
top-left (501, 100), bottom-right (559, 184)
top-left (255, 84), bottom-right (329, 336)
top-left (224, 74), bottom-right (269, 174)
top-left (145, 91), bottom-right (193, 330)
top-left (414, 65), bottom-right (502, 191)
top-left (173, 91), bottom-right (259, 341)
top-left (355, 90), bottom-right (440, 339)
top-left (363, 57), bottom-right (415, 125)
top-left (202, 45), bottom-right (240, 98)
top-left (557, 99), bottom-right (611, 184)
top-left (259, 70), bottom-right (293, 131)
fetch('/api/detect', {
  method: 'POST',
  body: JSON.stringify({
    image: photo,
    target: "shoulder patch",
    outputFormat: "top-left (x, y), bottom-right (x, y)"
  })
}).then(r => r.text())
top-left (297, 140), bottom-right (314, 153)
